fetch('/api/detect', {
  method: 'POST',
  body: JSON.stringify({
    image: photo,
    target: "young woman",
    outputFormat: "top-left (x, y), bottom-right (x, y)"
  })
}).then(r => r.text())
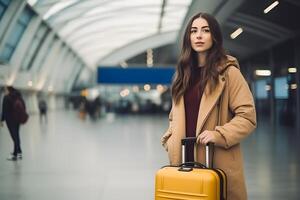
top-left (161, 12), bottom-right (256, 200)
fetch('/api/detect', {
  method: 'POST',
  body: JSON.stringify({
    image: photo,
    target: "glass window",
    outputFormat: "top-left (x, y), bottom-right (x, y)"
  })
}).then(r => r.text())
top-left (1, 0), bottom-right (10, 4)
top-left (0, 0), bottom-right (10, 22)
top-left (0, 6), bottom-right (33, 62)
top-left (20, 8), bottom-right (33, 24)
top-left (0, 45), bottom-right (13, 60)
top-left (7, 23), bottom-right (25, 46)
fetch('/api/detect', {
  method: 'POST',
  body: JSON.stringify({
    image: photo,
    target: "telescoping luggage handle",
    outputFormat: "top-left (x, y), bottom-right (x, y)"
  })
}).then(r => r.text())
top-left (181, 137), bottom-right (213, 168)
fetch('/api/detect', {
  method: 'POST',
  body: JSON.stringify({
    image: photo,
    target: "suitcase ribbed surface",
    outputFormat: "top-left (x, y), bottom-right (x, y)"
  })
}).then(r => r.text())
top-left (155, 167), bottom-right (221, 200)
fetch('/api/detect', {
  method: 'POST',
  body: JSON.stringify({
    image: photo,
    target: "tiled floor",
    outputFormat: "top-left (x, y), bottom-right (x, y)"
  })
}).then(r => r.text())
top-left (0, 110), bottom-right (299, 200)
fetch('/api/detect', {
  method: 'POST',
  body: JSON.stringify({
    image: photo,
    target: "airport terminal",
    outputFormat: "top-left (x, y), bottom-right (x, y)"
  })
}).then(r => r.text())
top-left (0, 0), bottom-right (299, 199)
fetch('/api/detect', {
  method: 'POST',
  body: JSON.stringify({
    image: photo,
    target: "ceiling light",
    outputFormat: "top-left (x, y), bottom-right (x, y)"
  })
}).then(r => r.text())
top-left (147, 49), bottom-right (153, 67)
top-left (156, 85), bottom-right (165, 93)
top-left (290, 84), bottom-right (297, 90)
top-left (120, 61), bottom-right (128, 68)
top-left (230, 28), bottom-right (243, 39)
top-left (120, 89), bottom-right (130, 97)
top-left (264, 1), bottom-right (279, 14)
top-left (255, 70), bottom-right (271, 76)
top-left (144, 84), bottom-right (151, 91)
top-left (288, 68), bottom-right (297, 73)
top-left (28, 81), bottom-right (33, 87)
top-left (265, 85), bottom-right (271, 91)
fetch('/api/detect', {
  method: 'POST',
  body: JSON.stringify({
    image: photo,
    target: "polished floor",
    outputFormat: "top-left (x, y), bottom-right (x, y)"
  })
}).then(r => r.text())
top-left (0, 110), bottom-right (299, 200)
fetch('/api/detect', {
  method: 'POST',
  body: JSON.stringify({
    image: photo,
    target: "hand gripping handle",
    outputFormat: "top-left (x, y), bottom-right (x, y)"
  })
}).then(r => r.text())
top-left (181, 137), bottom-right (214, 168)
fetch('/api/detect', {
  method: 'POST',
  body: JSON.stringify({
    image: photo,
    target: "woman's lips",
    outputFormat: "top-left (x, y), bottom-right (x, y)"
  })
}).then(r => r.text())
top-left (195, 42), bottom-right (204, 46)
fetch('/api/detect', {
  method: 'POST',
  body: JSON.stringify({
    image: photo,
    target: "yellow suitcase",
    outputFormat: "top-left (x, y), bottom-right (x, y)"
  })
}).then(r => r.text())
top-left (155, 137), bottom-right (227, 200)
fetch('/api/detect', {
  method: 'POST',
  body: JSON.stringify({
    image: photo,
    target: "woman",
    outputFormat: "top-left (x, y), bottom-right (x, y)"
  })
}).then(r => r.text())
top-left (161, 12), bottom-right (256, 200)
top-left (1, 86), bottom-right (24, 161)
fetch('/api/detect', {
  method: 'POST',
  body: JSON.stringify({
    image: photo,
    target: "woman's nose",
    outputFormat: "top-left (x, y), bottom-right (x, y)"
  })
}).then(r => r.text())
top-left (196, 31), bottom-right (203, 38)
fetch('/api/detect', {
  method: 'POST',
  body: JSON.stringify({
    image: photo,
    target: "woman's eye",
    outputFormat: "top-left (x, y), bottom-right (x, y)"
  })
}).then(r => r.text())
top-left (203, 29), bottom-right (210, 33)
top-left (191, 29), bottom-right (197, 33)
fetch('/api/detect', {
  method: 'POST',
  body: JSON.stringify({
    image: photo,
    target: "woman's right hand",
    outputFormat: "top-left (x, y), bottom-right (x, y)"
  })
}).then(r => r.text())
top-left (161, 130), bottom-right (172, 151)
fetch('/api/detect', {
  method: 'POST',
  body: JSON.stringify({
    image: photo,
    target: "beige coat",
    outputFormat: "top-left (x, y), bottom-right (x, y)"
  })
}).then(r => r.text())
top-left (161, 55), bottom-right (256, 200)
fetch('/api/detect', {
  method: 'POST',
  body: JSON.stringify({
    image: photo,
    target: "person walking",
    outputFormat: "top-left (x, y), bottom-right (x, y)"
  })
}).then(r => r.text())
top-left (1, 86), bottom-right (26, 161)
top-left (161, 12), bottom-right (256, 200)
top-left (38, 99), bottom-right (47, 123)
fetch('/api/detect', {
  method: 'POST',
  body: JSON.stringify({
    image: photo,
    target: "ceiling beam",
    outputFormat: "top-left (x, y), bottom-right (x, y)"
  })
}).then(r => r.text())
top-left (157, 0), bottom-right (167, 33)
top-left (98, 31), bottom-right (177, 66)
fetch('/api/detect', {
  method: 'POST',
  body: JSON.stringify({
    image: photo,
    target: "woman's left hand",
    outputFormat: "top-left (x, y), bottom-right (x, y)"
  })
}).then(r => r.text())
top-left (197, 130), bottom-right (217, 144)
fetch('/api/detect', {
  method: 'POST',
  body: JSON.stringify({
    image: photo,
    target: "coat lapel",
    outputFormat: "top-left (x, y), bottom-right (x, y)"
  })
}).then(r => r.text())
top-left (196, 74), bottom-right (226, 136)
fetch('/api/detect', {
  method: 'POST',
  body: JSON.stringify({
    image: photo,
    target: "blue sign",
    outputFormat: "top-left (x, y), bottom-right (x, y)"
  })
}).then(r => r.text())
top-left (97, 67), bottom-right (175, 84)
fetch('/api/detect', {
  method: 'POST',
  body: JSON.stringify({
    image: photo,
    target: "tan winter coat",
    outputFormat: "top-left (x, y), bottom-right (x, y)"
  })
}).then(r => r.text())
top-left (161, 55), bottom-right (257, 200)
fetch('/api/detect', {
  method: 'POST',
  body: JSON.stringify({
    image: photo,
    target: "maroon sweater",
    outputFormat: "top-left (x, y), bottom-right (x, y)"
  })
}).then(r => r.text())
top-left (184, 67), bottom-right (205, 162)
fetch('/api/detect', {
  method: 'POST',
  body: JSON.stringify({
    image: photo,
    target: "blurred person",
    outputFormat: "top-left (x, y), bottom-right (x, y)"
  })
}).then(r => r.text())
top-left (0, 86), bottom-right (27, 161)
top-left (93, 96), bottom-right (102, 118)
top-left (160, 12), bottom-right (256, 200)
top-left (78, 100), bottom-right (87, 120)
top-left (86, 99), bottom-right (97, 120)
top-left (38, 99), bottom-right (47, 123)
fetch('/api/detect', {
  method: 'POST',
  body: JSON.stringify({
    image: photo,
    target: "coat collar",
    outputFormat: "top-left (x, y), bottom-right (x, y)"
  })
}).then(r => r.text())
top-left (195, 73), bottom-right (226, 136)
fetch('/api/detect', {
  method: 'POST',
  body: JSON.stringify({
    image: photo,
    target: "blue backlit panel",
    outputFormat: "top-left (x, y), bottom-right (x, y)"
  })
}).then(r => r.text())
top-left (255, 79), bottom-right (268, 99)
top-left (97, 67), bottom-right (175, 84)
top-left (275, 76), bottom-right (288, 99)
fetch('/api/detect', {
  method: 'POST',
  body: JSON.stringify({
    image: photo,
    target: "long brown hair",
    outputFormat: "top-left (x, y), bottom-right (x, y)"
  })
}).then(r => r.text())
top-left (171, 12), bottom-right (226, 104)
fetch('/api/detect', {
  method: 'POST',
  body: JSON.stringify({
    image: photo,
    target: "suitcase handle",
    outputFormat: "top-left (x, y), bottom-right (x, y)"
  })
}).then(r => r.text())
top-left (179, 162), bottom-right (207, 169)
top-left (178, 162), bottom-right (207, 172)
top-left (181, 137), bottom-right (197, 145)
top-left (181, 137), bottom-right (214, 168)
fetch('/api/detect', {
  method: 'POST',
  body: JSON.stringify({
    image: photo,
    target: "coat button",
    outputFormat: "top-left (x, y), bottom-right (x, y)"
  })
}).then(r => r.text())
top-left (222, 77), bottom-right (225, 81)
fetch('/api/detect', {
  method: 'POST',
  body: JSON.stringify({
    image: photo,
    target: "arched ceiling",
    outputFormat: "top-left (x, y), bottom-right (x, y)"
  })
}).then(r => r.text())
top-left (27, 0), bottom-right (192, 68)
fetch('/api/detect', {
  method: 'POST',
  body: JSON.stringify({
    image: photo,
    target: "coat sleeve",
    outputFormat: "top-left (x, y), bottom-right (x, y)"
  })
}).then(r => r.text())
top-left (215, 67), bottom-right (257, 149)
top-left (161, 107), bottom-right (173, 151)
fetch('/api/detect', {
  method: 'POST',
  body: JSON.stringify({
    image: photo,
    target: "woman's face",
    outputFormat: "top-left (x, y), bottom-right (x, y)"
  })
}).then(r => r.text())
top-left (190, 17), bottom-right (213, 54)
